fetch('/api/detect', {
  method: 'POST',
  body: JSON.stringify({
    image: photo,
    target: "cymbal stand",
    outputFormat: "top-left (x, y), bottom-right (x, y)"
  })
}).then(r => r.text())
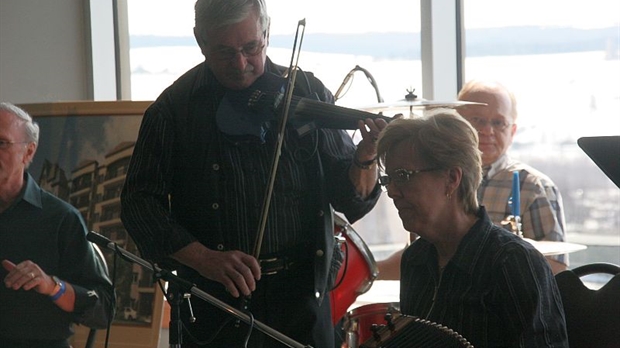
top-left (501, 215), bottom-right (523, 237)
top-left (87, 231), bottom-right (312, 348)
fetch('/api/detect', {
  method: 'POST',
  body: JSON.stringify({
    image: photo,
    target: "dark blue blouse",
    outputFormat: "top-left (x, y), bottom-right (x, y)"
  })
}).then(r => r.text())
top-left (400, 206), bottom-right (569, 347)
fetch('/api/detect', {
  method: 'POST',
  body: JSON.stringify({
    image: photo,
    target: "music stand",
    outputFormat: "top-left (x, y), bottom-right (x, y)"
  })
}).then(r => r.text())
top-left (577, 136), bottom-right (620, 188)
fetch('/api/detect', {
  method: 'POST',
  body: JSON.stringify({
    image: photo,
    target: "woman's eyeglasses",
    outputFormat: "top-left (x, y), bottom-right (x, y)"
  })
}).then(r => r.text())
top-left (379, 167), bottom-right (440, 187)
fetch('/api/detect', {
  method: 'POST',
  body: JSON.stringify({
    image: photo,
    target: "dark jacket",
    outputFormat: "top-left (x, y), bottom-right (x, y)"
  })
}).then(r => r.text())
top-left (121, 58), bottom-right (380, 302)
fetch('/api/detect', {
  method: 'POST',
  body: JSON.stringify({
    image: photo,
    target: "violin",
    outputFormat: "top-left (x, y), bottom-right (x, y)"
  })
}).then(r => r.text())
top-left (216, 71), bottom-right (393, 140)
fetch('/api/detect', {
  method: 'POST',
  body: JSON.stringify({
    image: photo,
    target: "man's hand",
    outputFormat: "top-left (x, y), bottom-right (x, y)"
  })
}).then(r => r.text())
top-left (355, 118), bottom-right (389, 162)
top-left (2, 259), bottom-right (56, 295)
top-left (172, 242), bottom-right (261, 298)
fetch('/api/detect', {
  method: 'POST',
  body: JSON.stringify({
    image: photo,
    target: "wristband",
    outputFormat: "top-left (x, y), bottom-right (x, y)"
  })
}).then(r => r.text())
top-left (353, 156), bottom-right (377, 170)
top-left (49, 276), bottom-right (66, 301)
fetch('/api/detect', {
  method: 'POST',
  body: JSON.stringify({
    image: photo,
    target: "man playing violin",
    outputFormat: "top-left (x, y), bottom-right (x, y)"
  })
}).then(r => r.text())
top-left (120, 0), bottom-right (385, 347)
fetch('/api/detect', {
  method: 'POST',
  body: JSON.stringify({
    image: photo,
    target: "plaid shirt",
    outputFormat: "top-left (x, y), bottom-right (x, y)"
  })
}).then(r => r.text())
top-left (479, 154), bottom-right (567, 264)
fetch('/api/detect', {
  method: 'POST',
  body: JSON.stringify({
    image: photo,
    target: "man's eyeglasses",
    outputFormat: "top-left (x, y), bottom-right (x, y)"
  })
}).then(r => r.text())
top-left (466, 116), bottom-right (512, 131)
top-left (0, 140), bottom-right (29, 150)
top-left (379, 168), bottom-right (440, 187)
top-left (211, 32), bottom-right (267, 61)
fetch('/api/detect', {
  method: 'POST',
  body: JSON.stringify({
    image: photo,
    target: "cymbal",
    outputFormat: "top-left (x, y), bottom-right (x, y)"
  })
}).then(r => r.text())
top-left (524, 239), bottom-right (588, 256)
top-left (358, 99), bottom-right (486, 114)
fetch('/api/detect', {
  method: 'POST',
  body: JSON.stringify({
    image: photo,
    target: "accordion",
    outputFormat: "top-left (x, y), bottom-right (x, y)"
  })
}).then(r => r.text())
top-left (359, 314), bottom-right (474, 348)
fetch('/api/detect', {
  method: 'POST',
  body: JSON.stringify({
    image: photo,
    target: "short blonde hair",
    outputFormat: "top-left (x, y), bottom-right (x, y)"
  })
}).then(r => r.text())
top-left (377, 110), bottom-right (482, 214)
top-left (458, 79), bottom-right (518, 122)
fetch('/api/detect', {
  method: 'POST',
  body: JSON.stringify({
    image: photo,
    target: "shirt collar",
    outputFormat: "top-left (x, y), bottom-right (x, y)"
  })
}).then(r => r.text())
top-left (448, 206), bottom-right (493, 274)
top-left (487, 153), bottom-right (511, 179)
top-left (10, 172), bottom-right (43, 211)
top-left (21, 172), bottom-right (43, 209)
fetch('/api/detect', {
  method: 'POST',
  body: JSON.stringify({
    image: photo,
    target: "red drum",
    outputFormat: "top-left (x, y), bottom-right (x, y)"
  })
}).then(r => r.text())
top-left (330, 215), bottom-right (379, 324)
top-left (342, 302), bottom-right (401, 348)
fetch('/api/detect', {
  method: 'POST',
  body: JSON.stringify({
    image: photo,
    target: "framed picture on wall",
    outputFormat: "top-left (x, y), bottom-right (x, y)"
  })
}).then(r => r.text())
top-left (19, 101), bottom-right (165, 348)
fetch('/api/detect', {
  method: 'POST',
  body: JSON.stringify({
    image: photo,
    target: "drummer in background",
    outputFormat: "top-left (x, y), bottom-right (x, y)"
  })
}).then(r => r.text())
top-left (377, 111), bottom-right (568, 347)
top-left (458, 80), bottom-right (568, 273)
top-left (377, 80), bottom-right (568, 278)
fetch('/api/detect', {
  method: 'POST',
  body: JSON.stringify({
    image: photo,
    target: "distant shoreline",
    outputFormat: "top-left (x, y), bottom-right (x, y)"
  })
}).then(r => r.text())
top-left (130, 25), bottom-right (619, 59)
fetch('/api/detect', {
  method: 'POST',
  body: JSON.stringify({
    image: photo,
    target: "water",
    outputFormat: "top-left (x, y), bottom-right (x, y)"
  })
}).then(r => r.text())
top-left (130, 47), bottom-right (620, 141)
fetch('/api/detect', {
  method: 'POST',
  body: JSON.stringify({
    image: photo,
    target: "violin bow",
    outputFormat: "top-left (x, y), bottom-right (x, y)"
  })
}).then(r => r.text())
top-left (252, 19), bottom-right (307, 259)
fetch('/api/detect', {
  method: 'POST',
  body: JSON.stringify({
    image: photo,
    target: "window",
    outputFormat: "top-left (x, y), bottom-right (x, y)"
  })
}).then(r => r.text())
top-left (463, 0), bottom-right (620, 270)
top-left (126, 0), bottom-right (421, 258)
top-left (125, 1), bottom-right (619, 270)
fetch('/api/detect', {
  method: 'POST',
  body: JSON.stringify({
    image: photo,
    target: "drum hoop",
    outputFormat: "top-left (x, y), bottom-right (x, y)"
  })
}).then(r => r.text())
top-left (334, 214), bottom-right (379, 292)
top-left (346, 302), bottom-right (400, 318)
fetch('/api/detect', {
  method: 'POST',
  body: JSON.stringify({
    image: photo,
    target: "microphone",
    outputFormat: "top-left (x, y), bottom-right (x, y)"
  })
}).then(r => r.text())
top-left (87, 231), bottom-right (116, 250)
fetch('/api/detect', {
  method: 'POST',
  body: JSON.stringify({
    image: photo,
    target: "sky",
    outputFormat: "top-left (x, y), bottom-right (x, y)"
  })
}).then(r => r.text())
top-left (127, 0), bottom-right (620, 36)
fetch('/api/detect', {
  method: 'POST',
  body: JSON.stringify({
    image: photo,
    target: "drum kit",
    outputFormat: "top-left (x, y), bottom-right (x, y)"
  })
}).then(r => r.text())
top-left (357, 96), bottom-right (484, 116)
top-left (352, 88), bottom-right (483, 116)
top-left (524, 238), bottom-right (587, 256)
top-left (342, 302), bottom-right (401, 347)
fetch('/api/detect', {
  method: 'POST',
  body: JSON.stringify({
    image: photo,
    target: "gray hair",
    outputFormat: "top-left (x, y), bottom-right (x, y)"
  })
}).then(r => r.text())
top-left (194, 0), bottom-right (270, 42)
top-left (458, 79), bottom-right (518, 122)
top-left (377, 110), bottom-right (482, 214)
top-left (0, 102), bottom-right (40, 144)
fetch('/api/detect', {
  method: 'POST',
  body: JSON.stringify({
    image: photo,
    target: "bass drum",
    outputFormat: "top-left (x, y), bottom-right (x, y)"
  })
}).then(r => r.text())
top-left (343, 302), bottom-right (401, 348)
top-left (330, 214), bottom-right (379, 325)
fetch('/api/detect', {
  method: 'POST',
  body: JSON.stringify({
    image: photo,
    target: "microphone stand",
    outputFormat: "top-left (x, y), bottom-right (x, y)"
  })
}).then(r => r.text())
top-left (167, 280), bottom-right (185, 347)
top-left (87, 231), bottom-right (312, 348)
top-left (355, 65), bottom-right (384, 103)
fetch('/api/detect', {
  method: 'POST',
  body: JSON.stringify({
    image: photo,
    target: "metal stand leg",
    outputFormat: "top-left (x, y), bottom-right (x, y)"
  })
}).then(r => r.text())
top-left (168, 282), bottom-right (184, 348)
